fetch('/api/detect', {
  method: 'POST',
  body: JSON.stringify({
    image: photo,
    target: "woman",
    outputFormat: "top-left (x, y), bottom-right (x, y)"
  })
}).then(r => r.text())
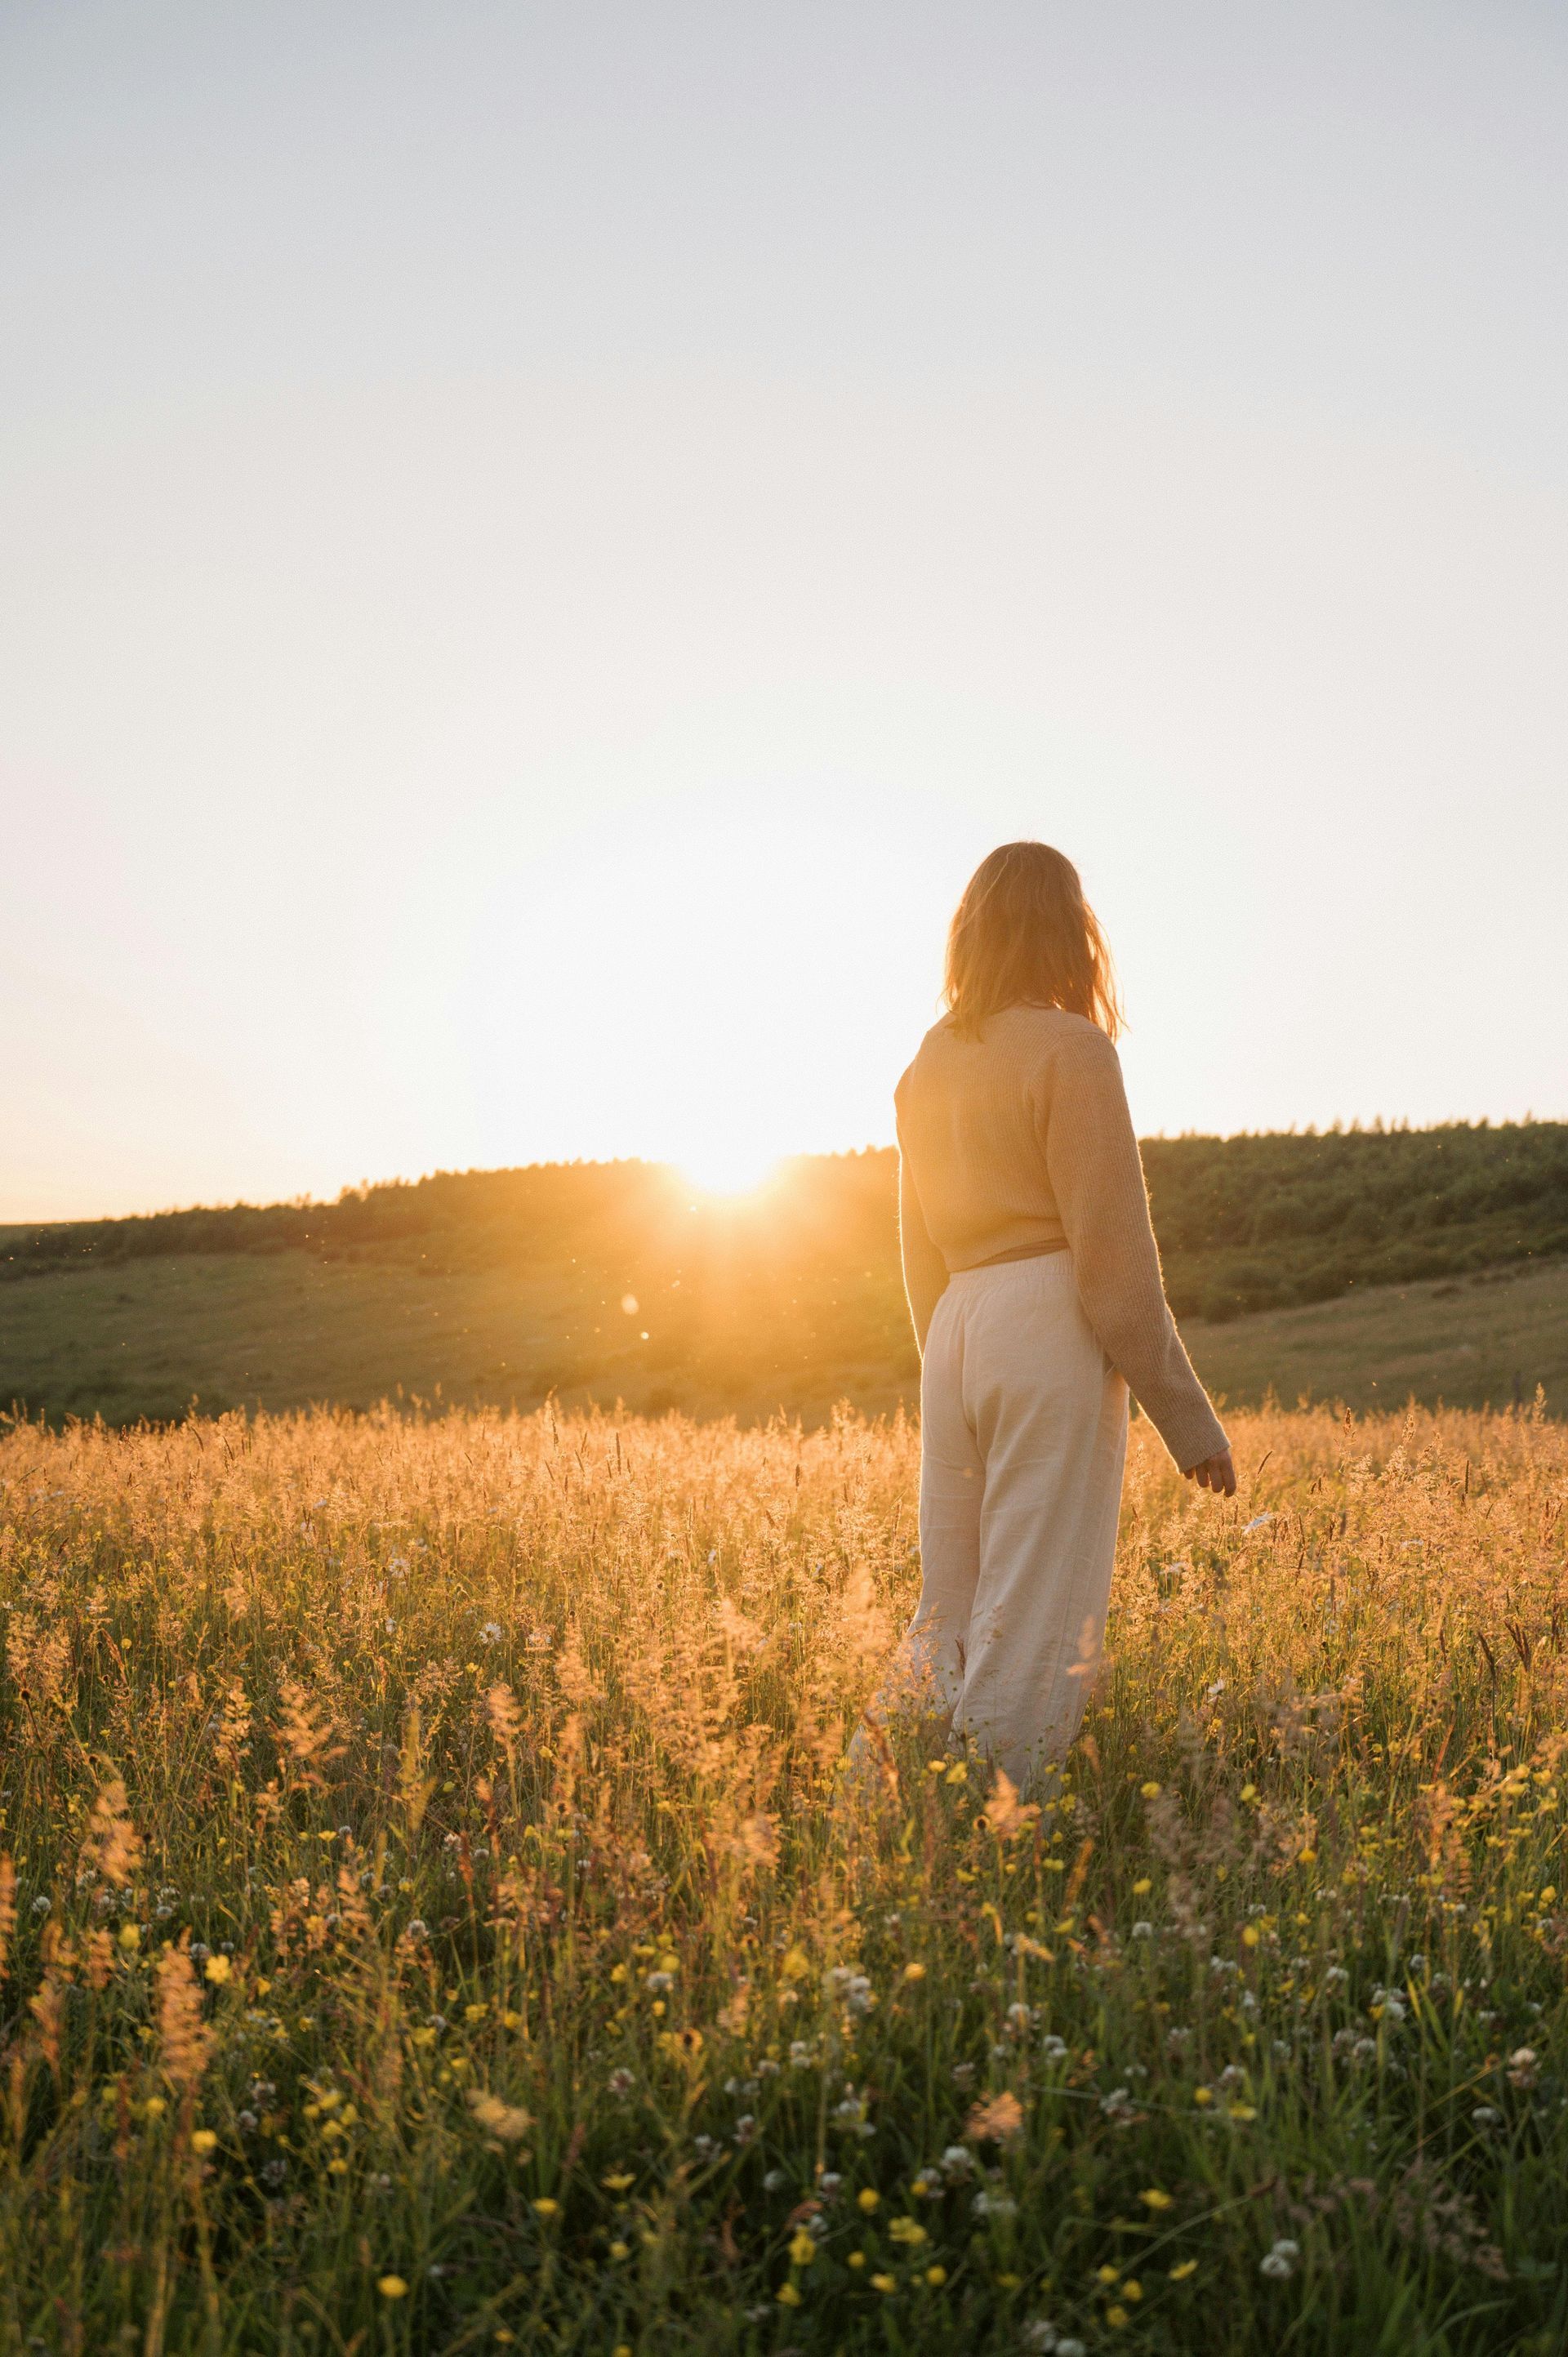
top-left (889, 841), bottom-right (1234, 1789)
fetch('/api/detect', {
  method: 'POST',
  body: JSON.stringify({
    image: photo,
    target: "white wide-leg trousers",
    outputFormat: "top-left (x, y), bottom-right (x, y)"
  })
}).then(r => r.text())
top-left (903, 1254), bottom-right (1129, 1789)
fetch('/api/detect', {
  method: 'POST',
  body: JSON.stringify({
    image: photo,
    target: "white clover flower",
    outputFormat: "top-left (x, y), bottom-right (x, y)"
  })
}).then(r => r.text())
top-left (1132, 1919), bottom-right (1154, 1940)
top-left (1507, 2047), bottom-right (1539, 2087)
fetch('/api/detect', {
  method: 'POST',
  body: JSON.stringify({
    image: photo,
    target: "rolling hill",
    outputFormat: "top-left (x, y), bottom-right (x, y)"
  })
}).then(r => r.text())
top-left (2, 1121), bottom-right (1564, 1427)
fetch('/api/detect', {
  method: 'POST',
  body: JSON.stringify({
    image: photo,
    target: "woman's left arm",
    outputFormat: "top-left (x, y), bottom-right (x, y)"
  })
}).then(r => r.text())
top-left (1043, 1028), bottom-right (1232, 1482)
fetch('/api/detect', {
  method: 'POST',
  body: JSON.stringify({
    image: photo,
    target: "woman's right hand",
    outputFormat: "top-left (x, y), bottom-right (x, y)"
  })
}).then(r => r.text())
top-left (1185, 1448), bottom-right (1236, 1496)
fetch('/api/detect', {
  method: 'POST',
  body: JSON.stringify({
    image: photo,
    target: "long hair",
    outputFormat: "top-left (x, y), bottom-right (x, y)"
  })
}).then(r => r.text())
top-left (942, 842), bottom-right (1124, 1042)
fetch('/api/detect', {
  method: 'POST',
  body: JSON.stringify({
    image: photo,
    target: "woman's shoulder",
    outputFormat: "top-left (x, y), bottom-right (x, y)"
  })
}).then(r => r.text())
top-left (990, 1005), bottom-right (1120, 1067)
top-left (896, 1018), bottom-right (955, 1099)
top-left (898, 1006), bottom-right (1116, 1096)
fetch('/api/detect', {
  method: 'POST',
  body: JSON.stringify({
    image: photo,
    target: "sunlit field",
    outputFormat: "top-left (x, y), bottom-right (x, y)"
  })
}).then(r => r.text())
top-left (2, 1401), bottom-right (1565, 2355)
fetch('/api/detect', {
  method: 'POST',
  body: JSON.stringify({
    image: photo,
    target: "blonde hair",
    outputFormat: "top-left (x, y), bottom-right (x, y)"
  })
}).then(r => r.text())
top-left (942, 841), bottom-right (1123, 1041)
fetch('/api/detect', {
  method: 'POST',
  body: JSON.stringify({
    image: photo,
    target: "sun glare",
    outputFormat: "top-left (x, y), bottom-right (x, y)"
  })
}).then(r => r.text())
top-left (676, 1143), bottom-right (784, 1199)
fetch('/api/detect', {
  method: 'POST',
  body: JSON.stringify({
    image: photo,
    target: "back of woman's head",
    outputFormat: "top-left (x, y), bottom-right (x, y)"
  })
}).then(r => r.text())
top-left (943, 841), bottom-right (1123, 1041)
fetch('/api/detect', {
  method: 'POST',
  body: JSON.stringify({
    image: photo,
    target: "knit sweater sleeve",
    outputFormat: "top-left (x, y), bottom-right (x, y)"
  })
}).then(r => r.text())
top-left (1040, 1029), bottom-right (1228, 1472)
top-left (898, 1144), bottom-right (950, 1357)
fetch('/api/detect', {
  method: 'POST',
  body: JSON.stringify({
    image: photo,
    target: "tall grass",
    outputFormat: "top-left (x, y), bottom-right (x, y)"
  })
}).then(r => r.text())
top-left (0, 1400), bottom-right (1563, 2354)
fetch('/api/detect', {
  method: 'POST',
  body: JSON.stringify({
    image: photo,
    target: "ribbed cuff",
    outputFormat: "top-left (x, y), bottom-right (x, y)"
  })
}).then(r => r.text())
top-left (1150, 1394), bottom-right (1230, 1474)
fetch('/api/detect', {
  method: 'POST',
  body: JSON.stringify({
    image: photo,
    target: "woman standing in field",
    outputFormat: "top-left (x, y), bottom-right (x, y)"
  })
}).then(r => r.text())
top-left (888, 840), bottom-right (1234, 1789)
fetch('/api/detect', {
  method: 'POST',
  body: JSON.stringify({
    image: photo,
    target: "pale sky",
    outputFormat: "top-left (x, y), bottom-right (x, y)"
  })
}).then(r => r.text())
top-left (2, 1), bottom-right (1565, 1216)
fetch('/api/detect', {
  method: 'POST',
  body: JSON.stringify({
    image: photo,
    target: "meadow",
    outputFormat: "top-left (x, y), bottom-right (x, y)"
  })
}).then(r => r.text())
top-left (2, 1397), bottom-right (1565, 2355)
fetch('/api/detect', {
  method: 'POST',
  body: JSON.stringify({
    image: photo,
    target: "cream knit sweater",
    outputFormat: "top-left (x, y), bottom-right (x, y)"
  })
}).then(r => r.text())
top-left (895, 1005), bottom-right (1228, 1473)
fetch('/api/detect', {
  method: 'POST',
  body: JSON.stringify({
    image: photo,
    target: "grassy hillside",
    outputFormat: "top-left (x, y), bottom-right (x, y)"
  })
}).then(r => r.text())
top-left (2, 1123), bottom-right (1564, 1426)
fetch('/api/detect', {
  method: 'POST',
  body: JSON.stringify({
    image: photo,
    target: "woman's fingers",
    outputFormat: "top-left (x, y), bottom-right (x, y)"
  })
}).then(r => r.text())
top-left (1186, 1450), bottom-right (1238, 1495)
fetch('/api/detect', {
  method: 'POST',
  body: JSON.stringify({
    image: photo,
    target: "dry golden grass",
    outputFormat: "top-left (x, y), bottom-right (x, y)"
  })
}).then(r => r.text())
top-left (0, 1399), bottom-right (1564, 2354)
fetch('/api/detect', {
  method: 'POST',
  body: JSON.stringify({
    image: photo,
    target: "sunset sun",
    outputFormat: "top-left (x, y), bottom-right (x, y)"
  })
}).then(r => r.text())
top-left (675, 1138), bottom-right (783, 1198)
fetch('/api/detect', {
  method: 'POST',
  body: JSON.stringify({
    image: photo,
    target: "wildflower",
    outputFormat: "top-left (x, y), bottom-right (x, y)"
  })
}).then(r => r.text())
top-left (607, 2068), bottom-right (634, 2097)
top-left (156, 1942), bottom-right (214, 2091)
top-left (776, 2281), bottom-right (802, 2306)
top-left (857, 2188), bottom-right (880, 2213)
top-left (972, 2190), bottom-right (1018, 2220)
top-left (889, 2217), bottom-right (928, 2246)
top-left (1139, 2188), bottom-right (1173, 2211)
top-left (925, 2264), bottom-right (947, 2285)
top-left (965, 2090), bottom-right (1024, 2143)
top-left (1169, 2259), bottom-right (1198, 2279)
top-left (1507, 2047), bottom-right (1539, 2088)
top-left (982, 1767), bottom-right (1040, 1837)
top-left (532, 2198), bottom-right (559, 2218)
top-left (203, 1954), bottom-right (232, 1985)
top-left (467, 2090), bottom-right (532, 2141)
top-left (80, 1777), bottom-right (144, 1888)
top-left (1139, 1781), bottom-right (1162, 1799)
top-left (1259, 2238), bottom-right (1298, 2279)
top-left (789, 2229), bottom-right (817, 2266)
top-left (608, 2241), bottom-right (630, 2261)
top-left (902, 1961), bottom-right (926, 1982)
top-left (377, 2276), bottom-right (408, 2299)
top-left (871, 2274), bottom-right (897, 2293)
top-left (190, 2129), bottom-right (218, 2154)
top-left (1131, 1921), bottom-right (1153, 1940)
